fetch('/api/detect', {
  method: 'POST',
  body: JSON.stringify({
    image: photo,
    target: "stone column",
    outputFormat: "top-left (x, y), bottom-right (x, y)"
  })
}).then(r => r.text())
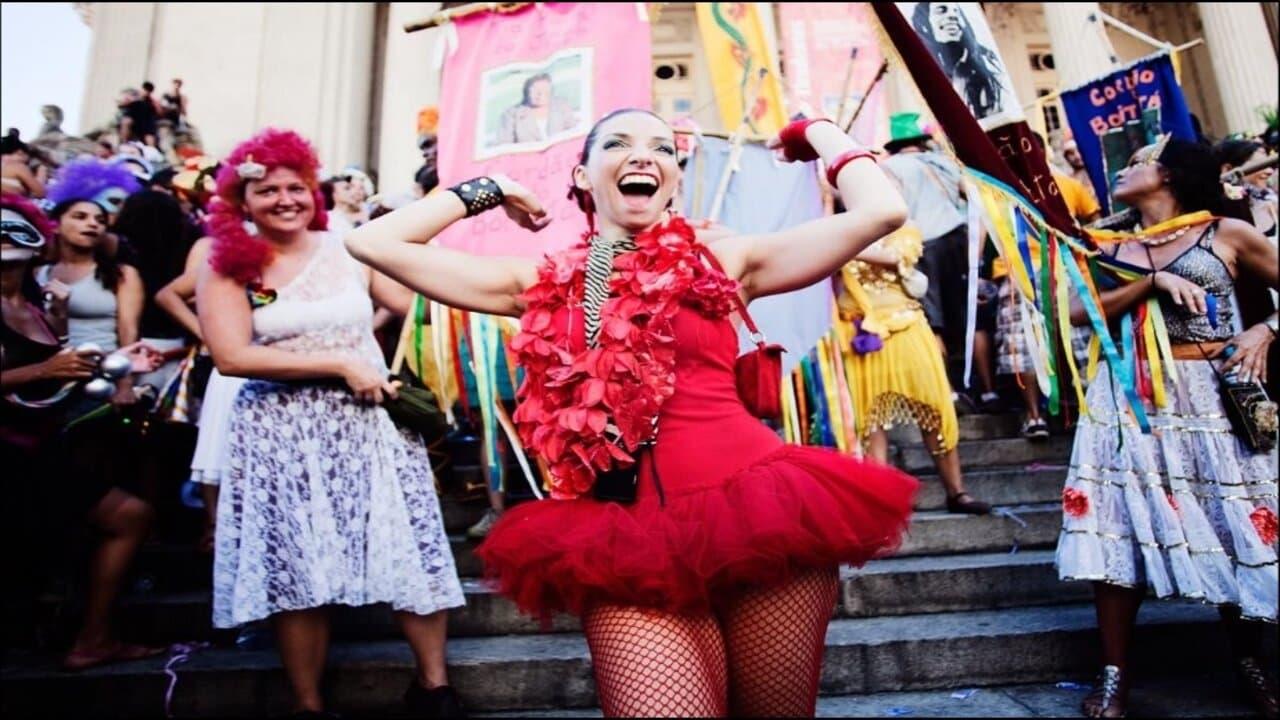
top-left (79, 3), bottom-right (157, 135)
top-left (375, 2), bottom-right (443, 200)
top-left (1197, 2), bottom-right (1280, 134)
top-left (1041, 2), bottom-right (1116, 89)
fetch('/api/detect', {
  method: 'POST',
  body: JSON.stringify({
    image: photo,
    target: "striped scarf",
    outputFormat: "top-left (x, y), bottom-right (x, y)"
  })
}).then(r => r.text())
top-left (583, 234), bottom-right (637, 348)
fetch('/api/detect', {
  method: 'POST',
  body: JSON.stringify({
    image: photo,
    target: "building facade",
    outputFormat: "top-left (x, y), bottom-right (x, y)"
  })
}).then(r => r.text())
top-left (77, 2), bottom-right (1279, 197)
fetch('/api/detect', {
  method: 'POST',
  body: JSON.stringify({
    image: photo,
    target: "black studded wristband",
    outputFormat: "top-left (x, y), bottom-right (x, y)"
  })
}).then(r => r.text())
top-left (448, 177), bottom-right (505, 218)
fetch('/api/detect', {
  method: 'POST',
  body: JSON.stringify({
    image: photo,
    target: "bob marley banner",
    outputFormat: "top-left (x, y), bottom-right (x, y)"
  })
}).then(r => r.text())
top-left (1060, 52), bottom-right (1197, 215)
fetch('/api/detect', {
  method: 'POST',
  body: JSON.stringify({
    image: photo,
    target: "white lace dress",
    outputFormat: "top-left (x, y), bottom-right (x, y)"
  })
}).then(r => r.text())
top-left (212, 233), bottom-right (464, 628)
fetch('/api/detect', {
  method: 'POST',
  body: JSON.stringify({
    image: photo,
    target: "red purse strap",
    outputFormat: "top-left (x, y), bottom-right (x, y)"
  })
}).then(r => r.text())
top-left (695, 244), bottom-right (766, 348)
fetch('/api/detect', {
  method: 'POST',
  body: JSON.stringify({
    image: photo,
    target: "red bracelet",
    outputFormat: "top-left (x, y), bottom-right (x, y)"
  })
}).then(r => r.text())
top-left (825, 149), bottom-right (878, 188)
top-left (778, 118), bottom-right (835, 162)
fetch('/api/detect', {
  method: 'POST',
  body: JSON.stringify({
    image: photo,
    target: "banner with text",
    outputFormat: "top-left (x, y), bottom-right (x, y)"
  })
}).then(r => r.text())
top-left (436, 2), bottom-right (651, 256)
top-left (1060, 52), bottom-right (1195, 215)
top-left (777, 3), bottom-right (887, 146)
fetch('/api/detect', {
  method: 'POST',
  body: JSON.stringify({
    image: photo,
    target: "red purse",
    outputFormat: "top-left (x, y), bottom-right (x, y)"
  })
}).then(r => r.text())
top-left (697, 247), bottom-right (785, 420)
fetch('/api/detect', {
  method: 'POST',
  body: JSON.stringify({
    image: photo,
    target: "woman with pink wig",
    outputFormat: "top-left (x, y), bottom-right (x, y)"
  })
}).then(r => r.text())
top-left (195, 129), bottom-right (465, 718)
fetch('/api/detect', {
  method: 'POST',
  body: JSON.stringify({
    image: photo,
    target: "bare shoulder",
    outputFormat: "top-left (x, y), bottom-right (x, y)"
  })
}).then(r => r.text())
top-left (1214, 216), bottom-right (1265, 243)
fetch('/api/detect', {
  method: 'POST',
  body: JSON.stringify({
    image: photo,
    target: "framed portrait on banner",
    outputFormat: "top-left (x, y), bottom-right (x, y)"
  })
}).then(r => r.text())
top-left (475, 47), bottom-right (594, 160)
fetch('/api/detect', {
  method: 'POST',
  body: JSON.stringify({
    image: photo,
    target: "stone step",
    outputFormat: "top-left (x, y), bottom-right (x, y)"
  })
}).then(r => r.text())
top-left (883, 502), bottom-right (1061, 557)
top-left (99, 551), bottom-right (1086, 643)
top-left (445, 503), bottom-right (1063, 577)
top-left (912, 465), bottom-right (1066, 511)
top-left (128, 501), bottom-right (1063, 597)
top-left (841, 550), bottom-right (1087, 617)
top-left (887, 412), bottom-right (1026, 445)
top-left (1, 602), bottom-right (1230, 717)
top-left (478, 671), bottom-right (1257, 718)
top-left (895, 437), bottom-right (1074, 475)
top-left (447, 463), bottom-right (1069, 517)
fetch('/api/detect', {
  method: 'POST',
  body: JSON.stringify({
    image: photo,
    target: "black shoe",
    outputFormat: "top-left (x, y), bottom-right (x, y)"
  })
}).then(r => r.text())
top-left (404, 682), bottom-right (467, 720)
top-left (946, 492), bottom-right (992, 515)
top-left (977, 391), bottom-right (1002, 414)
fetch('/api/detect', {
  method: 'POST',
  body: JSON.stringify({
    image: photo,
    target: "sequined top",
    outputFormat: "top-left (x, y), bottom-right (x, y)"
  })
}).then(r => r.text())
top-left (837, 225), bottom-right (926, 335)
top-left (1156, 223), bottom-right (1237, 343)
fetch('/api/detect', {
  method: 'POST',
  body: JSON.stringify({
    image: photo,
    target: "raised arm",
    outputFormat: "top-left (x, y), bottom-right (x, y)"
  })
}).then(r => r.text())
top-left (709, 122), bottom-right (908, 301)
top-left (344, 174), bottom-right (547, 317)
top-left (156, 236), bottom-right (211, 340)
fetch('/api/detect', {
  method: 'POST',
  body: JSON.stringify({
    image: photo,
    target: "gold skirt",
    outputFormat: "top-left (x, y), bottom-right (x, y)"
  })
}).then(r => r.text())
top-left (841, 316), bottom-right (958, 453)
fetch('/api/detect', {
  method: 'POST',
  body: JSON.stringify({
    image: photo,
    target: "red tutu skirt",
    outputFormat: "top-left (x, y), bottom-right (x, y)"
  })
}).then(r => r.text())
top-left (476, 445), bottom-right (918, 620)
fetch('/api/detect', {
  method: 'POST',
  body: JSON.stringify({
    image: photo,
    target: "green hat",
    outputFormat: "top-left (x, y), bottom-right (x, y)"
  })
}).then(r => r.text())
top-left (885, 112), bottom-right (931, 153)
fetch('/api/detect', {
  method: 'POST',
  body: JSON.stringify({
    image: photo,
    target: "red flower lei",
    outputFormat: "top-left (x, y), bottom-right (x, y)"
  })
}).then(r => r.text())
top-left (510, 216), bottom-right (739, 500)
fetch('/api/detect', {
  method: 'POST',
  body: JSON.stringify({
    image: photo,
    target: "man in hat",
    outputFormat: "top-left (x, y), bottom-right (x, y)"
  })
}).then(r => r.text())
top-left (881, 112), bottom-right (1000, 412)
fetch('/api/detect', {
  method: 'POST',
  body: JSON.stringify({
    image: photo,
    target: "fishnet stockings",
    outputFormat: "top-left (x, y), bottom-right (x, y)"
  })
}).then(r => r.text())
top-left (581, 567), bottom-right (840, 718)
top-left (583, 605), bottom-right (728, 717)
top-left (721, 567), bottom-right (840, 717)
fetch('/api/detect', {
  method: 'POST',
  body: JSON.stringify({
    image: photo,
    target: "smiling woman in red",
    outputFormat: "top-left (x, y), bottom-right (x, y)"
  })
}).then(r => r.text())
top-left (347, 109), bottom-right (918, 718)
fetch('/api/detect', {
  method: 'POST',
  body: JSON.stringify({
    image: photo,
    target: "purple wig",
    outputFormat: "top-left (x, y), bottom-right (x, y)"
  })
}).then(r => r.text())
top-left (47, 157), bottom-right (142, 211)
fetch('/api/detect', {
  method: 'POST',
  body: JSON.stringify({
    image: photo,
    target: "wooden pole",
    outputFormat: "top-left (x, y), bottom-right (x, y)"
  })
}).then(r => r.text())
top-left (404, 2), bottom-right (533, 33)
top-left (842, 61), bottom-right (889, 135)
top-left (832, 48), bottom-right (859, 129)
top-left (708, 67), bottom-right (768, 223)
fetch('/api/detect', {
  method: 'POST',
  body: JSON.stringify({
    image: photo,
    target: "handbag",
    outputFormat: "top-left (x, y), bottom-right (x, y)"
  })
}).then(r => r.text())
top-left (1199, 344), bottom-right (1278, 453)
top-left (382, 365), bottom-right (452, 448)
top-left (696, 247), bottom-right (785, 420)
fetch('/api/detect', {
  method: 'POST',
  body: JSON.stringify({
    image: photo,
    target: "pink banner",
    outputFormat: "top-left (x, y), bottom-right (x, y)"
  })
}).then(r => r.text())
top-left (436, 3), bottom-right (652, 257)
top-left (777, 3), bottom-right (886, 147)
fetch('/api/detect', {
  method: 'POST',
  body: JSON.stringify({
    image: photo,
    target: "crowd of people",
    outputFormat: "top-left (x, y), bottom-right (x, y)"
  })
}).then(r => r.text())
top-left (1, 82), bottom-right (1276, 720)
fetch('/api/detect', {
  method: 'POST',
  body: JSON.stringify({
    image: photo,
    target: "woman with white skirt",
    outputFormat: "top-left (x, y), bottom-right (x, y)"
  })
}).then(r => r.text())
top-left (1056, 138), bottom-right (1277, 719)
top-left (196, 129), bottom-right (465, 719)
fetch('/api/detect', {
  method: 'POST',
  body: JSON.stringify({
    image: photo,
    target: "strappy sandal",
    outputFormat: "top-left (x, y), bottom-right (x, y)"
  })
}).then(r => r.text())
top-left (1081, 665), bottom-right (1126, 718)
top-left (1237, 657), bottom-right (1279, 720)
top-left (946, 492), bottom-right (992, 515)
top-left (62, 642), bottom-right (167, 671)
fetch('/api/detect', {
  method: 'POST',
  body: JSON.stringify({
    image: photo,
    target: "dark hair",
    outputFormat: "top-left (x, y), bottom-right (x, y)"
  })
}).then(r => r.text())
top-left (50, 199), bottom-right (124, 292)
top-left (319, 179), bottom-right (336, 210)
top-left (142, 81), bottom-right (155, 93)
top-left (1157, 138), bottom-right (1229, 216)
top-left (567, 107), bottom-right (669, 212)
top-left (0, 131), bottom-right (27, 156)
top-left (414, 164), bottom-right (439, 195)
top-left (112, 190), bottom-right (195, 297)
top-left (911, 3), bottom-right (1003, 119)
top-left (1213, 139), bottom-right (1263, 170)
top-left (521, 72), bottom-right (553, 107)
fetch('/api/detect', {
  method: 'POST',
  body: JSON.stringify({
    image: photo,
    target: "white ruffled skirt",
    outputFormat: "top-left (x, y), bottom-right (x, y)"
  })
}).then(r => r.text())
top-left (190, 369), bottom-right (247, 486)
top-left (1055, 359), bottom-right (1278, 622)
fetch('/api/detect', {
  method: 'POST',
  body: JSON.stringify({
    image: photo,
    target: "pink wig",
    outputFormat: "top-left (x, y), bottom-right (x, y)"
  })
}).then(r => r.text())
top-left (207, 128), bottom-right (328, 284)
top-left (46, 157), bottom-right (141, 210)
top-left (1, 192), bottom-right (57, 242)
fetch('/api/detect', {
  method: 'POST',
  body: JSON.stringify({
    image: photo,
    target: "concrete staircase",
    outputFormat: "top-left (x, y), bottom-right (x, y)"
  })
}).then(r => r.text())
top-left (1, 414), bottom-right (1265, 718)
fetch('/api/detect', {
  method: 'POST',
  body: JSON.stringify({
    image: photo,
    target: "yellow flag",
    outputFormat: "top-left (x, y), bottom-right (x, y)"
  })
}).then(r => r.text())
top-left (695, 2), bottom-right (787, 135)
